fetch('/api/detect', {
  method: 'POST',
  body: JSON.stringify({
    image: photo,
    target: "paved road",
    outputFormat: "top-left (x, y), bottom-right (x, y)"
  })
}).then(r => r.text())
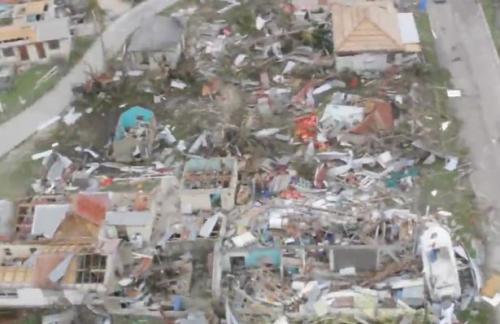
top-left (0, 0), bottom-right (178, 158)
top-left (428, 0), bottom-right (500, 317)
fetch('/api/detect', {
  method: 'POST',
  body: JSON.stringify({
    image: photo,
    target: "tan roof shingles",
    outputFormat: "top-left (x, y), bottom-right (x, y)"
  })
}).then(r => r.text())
top-left (0, 25), bottom-right (35, 43)
top-left (332, 0), bottom-right (403, 53)
top-left (15, 0), bottom-right (48, 16)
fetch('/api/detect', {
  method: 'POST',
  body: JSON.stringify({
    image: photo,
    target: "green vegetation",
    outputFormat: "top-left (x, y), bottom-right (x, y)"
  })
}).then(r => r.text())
top-left (415, 12), bottom-right (490, 322)
top-left (69, 36), bottom-right (94, 66)
top-left (161, 0), bottom-right (200, 16)
top-left (0, 64), bottom-right (56, 123)
top-left (88, 0), bottom-right (106, 27)
top-left (480, 0), bottom-right (500, 55)
top-left (0, 36), bottom-right (94, 124)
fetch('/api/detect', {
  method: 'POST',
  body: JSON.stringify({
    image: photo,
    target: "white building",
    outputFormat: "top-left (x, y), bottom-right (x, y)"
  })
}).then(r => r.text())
top-left (180, 158), bottom-right (238, 213)
top-left (0, 242), bottom-right (120, 308)
top-left (0, 18), bottom-right (72, 66)
top-left (126, 16), bottom-right (185, 71)
top-left (12, 0), bottom-right (55, 25)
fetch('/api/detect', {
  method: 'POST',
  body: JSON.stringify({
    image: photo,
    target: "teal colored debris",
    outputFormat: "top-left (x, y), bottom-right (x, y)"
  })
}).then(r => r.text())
top-left (385, 167), bottom-right (419, 188)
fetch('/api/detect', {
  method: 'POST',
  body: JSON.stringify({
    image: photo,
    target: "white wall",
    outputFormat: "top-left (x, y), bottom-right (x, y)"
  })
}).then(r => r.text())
top-left (180, 187), bottom-right (236, 212)
top-left (336, 53), bottom-right (389, 72)
top-left (129, 43), bottom-right (183, 71)
top-left (0, 38), bottom-right (71, 65)
top-left (336, 52), bottom-right (421, 72)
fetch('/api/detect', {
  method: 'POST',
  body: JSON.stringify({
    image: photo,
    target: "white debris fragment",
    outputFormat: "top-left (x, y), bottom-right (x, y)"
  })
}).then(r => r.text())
top-left (444, 156), bottom-right (459, 171)
top-left (37, 116), bottom-right (61, 131)
top-left (256, 15), bottom-right (267, 30)
top-left (254, 128), bottom-right (281, 138)
top-left (441, 121), bottom-right (451, 131)
top-left (431, 190), bottom-right (438, 197)
top-left (447, 89), bottom-right (462, 98)
top-left (31, 149), bottom-right (53, 161)
top-left (233, 54), bottom-right (246, 67)
top-left (376, 151), bottom-right (393, 169)
top-left (127, 70), bottom-right (144, 77)
top-left (176, 140), bottom-right (186, 152)
top-left (283, 61), bottom-right (296, 74)
top-left (232, 232), bottom-right (257, 247)
top-left (339, 267), bottom-right (356, 276)
top-left (171, 79), bottom-right (188, 89)
top-left (62, 108), bottom-right (82, 126)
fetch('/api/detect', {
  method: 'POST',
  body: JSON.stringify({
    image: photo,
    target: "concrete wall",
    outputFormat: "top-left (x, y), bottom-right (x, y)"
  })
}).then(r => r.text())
top-left (100, 224), bottom-right (154, 243)
top-left (180, 158), bottom-right (238, 213)
top-left (0, 38), bottom-right (72, 66)
top-left (128, 43), bottom-right (182, 71)
top-left (336, 52), bottom-right (421, 73)
top-left (336, 53), bottom-right (389, 72)
top-left (180, 187), bottom-right (236, 212)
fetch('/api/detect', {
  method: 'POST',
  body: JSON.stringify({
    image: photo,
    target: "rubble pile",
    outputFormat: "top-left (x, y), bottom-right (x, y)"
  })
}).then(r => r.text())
top-left (0, 0), bottom-right (491, 323)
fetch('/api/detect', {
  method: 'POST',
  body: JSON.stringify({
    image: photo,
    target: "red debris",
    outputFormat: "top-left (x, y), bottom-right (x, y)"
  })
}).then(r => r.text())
top-left (350, 99), bottom-right (393, 134)
top-left (72, 193), bottom-right (109, 225)
top-left (279, 186), bottom-right (303, 199)
top-left (295, 112), bottom-right (317, 142)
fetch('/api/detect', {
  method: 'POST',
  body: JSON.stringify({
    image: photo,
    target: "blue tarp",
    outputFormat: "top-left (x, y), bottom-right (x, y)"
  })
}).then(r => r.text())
top-left (245, 248), bottom-right (281, 268)
top-left (114, 106), bottom-right (154, 140)
top-left (418, 0), bottom-right (427, 12)
top-left (171, 295), bottom-right (183, 311)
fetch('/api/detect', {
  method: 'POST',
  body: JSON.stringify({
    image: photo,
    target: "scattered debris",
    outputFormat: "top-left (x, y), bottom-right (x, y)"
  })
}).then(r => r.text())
top-left (0, 0), bottom-right (484, 322)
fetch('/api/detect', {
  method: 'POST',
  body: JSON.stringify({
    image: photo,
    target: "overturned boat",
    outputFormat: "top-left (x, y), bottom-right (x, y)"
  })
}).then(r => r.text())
top-left (420, 223), bottom-right (461, 302)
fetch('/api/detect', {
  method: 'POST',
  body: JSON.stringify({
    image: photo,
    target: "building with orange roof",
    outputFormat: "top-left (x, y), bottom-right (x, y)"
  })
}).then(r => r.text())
top-left (0, 242), bottom-right (120, 307)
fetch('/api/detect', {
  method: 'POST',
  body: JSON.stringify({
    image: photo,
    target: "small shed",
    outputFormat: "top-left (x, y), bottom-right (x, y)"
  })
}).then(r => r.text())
top-left (113, 106), bottom-right (157, 163)
top-left (126, 16), bottom-right (186, 71)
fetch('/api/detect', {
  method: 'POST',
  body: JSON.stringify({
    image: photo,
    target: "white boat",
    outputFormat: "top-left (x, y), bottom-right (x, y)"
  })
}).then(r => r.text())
top-left (420, 223), bottom-right (461, 302)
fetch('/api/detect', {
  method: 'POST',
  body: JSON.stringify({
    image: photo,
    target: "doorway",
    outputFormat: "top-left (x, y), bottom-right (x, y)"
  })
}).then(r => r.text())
top-left (35, 43), bottom-right (46, 59)
top-left (18, 46), bottom-right (29, 61)
top-left (35, 43), bottom-right (47, 59)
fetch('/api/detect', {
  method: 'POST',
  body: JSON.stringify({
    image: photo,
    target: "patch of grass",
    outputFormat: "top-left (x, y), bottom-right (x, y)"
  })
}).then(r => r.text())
top-left (458, 302), bottom-right (495, 324)
top-left (480, 0), bottom-right (500, 55)
top-left (411, 24), bottom-right (490, 324)
top-left (224, 4), bottom-right (257, 35)
top-left (69, 36), bottom-right (95, 66)
top-left (0, 36), bottom-right (94, 125)
top-left (415, 14), bottom-right (482, 245)
top-left (161, 0), bottom-right (199, 16)
top-left (0, 64), bottom-right (56, 123)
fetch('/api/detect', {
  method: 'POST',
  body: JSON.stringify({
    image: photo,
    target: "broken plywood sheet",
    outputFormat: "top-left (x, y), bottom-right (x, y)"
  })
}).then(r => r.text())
top-left (482, 274), bottom-right (500, 298)
top-left (199, 213), bottom-right (221, 238)
top-left (31, 204), bottom-right (70, 239)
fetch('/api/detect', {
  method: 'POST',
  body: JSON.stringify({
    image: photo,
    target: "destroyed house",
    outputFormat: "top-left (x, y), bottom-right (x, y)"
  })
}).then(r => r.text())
top-left (71, 191), bottom-right (158, 244)
top-left (126, 15), bottom-right (185, 71)
top-left (0, 243), bottom-right (119, 308)
top-left (0, 18), bottom-right (71, 65)
top-left (331, 0), bottom-right (421, 72)
top-left (15, 195), bottom-right (69, 240)
top-left (13, 0), bottom-right (53, 24)
top-left (180, 158), bottom-right (238, 212)
top-left (113, 106), bottom-right (157, 163)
